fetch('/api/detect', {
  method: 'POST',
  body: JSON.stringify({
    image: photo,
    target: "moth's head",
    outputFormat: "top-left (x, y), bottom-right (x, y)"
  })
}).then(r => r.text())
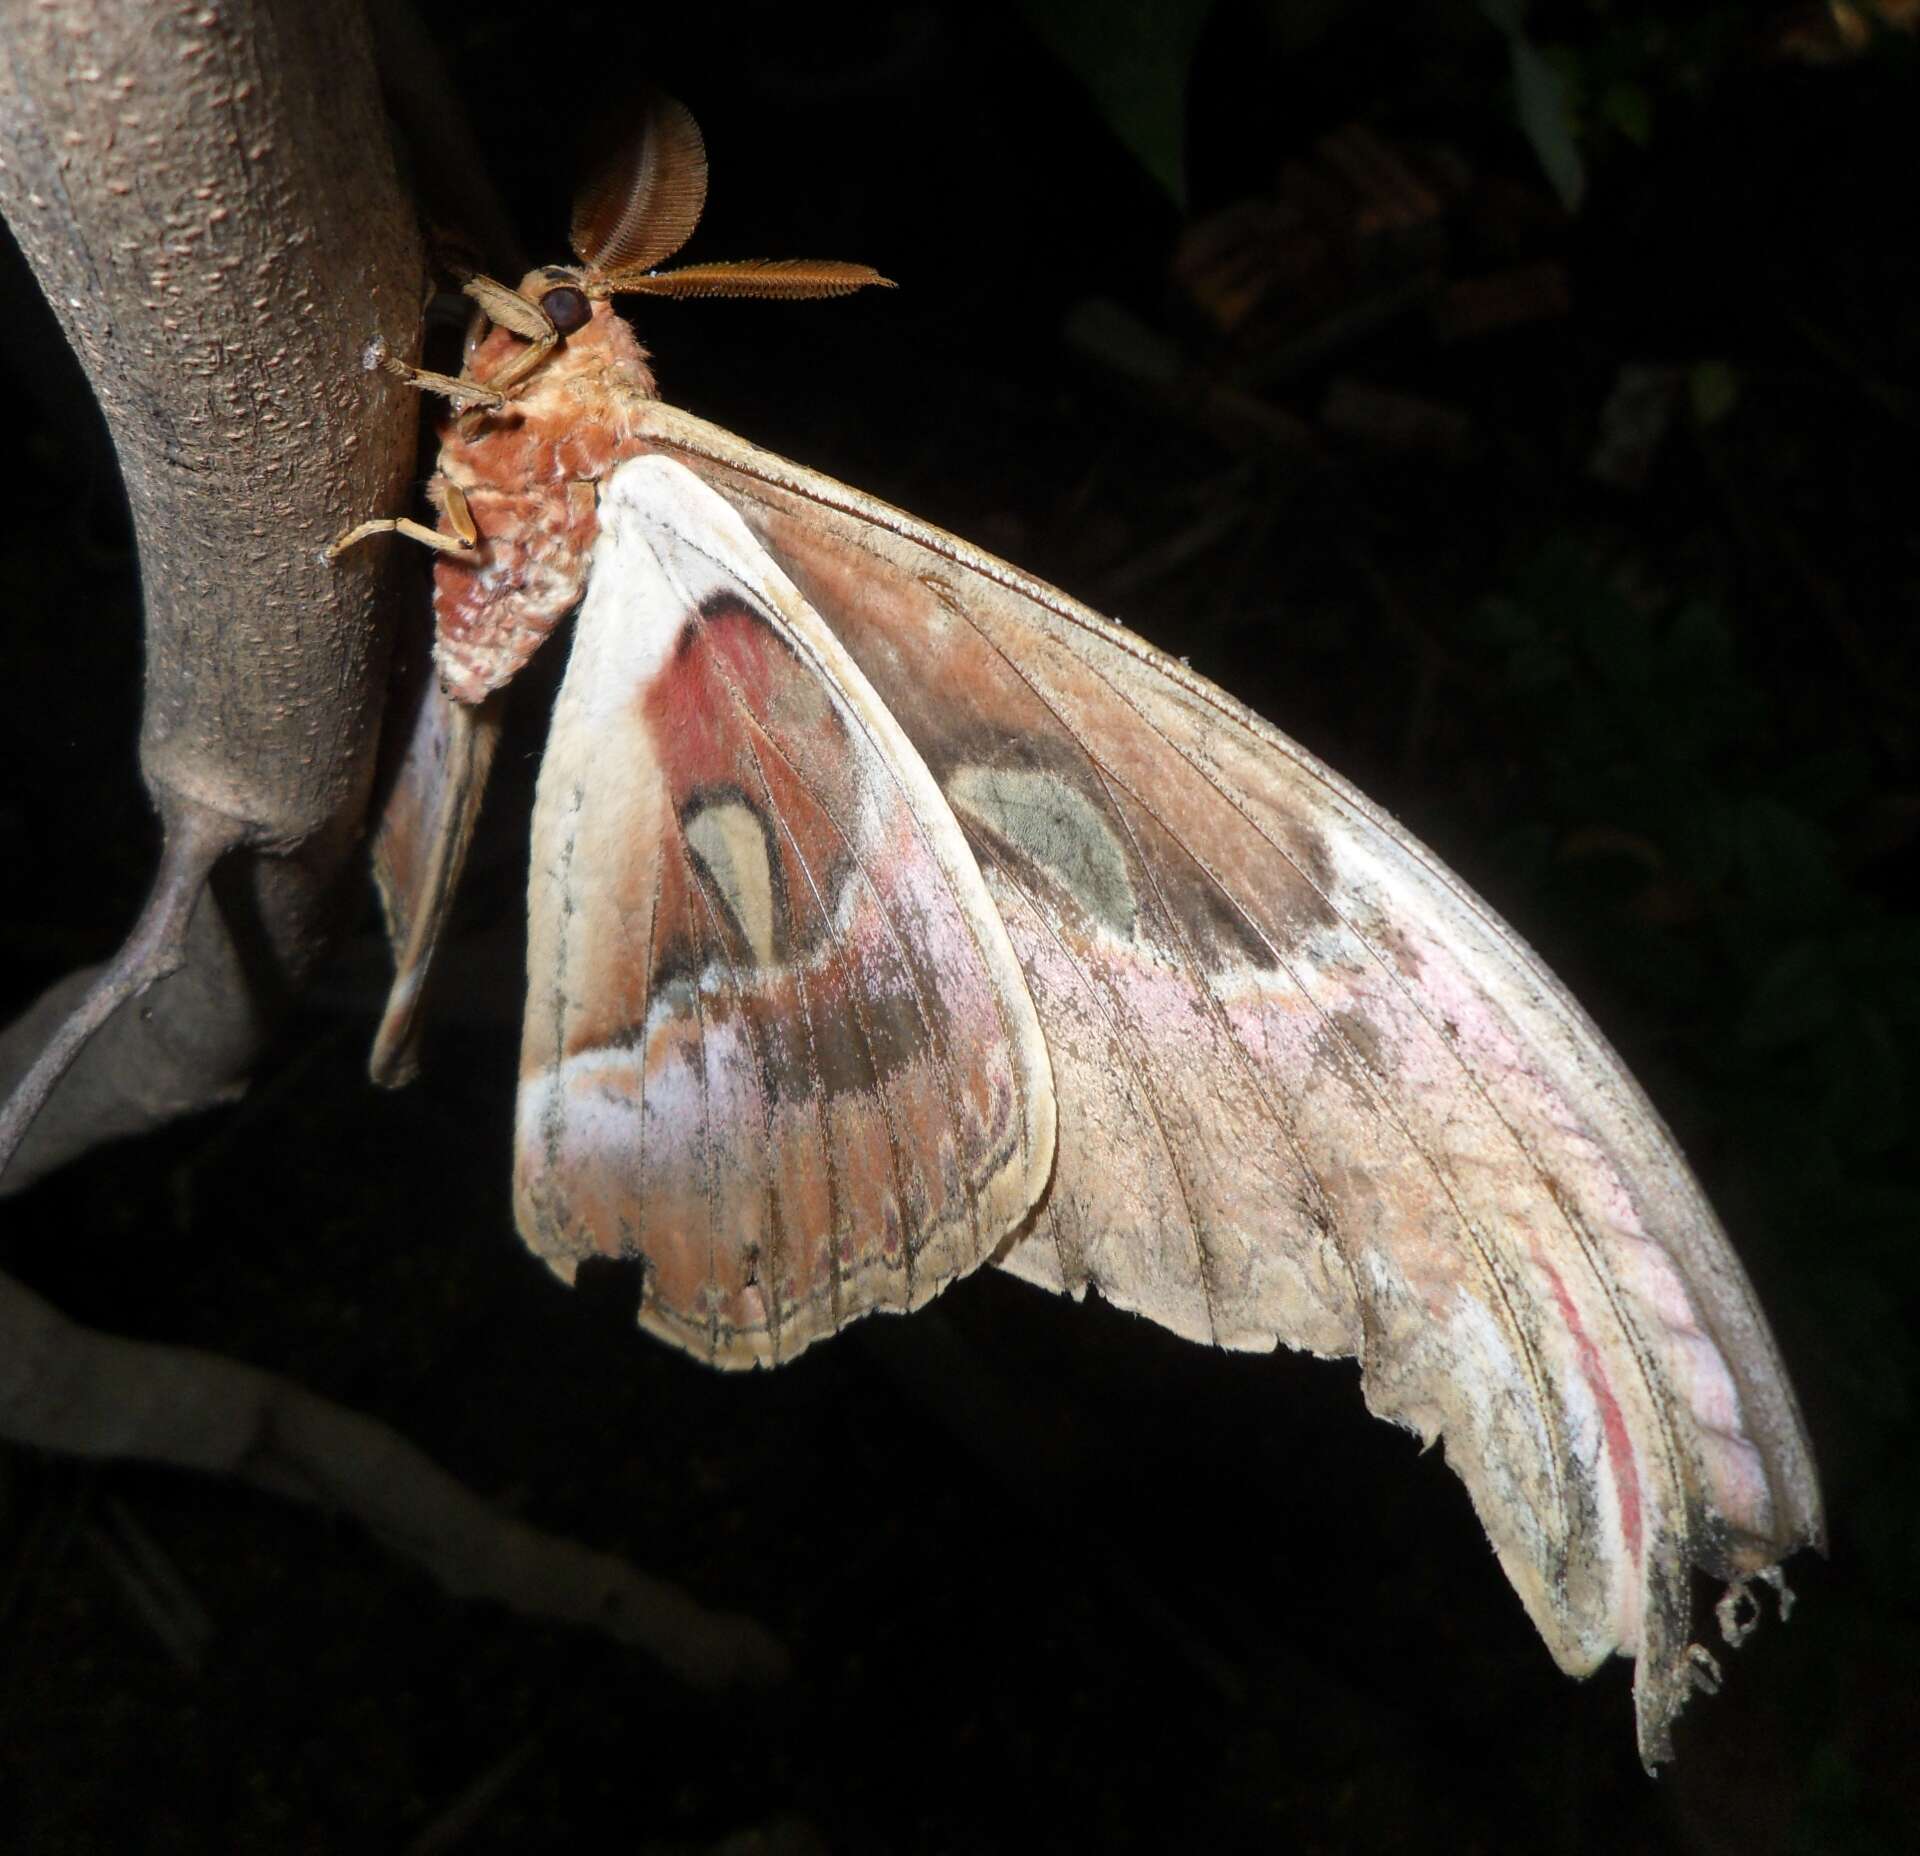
top-left (460, 273), bottom-right (650, 398)
top-left (459, 93), bottom-right (887, 402)
top-left (519, 266), bottom-right (595, 338)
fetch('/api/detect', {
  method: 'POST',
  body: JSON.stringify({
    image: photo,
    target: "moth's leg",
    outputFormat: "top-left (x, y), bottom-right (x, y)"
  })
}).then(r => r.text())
top-left (362, 338), bottom-right (505, 412)
top-left (461, 274), bottom-right (561, 396)
top-left (463, 273), bottom-right (555, 339)
top-left (365, 272), bottom-right (562, 443)
top-left (366, 268), bottom-right (563, 413)
top-left (325, 516), bottom-right (460, 561)
top-left (472, 343), bottom-right (554, 399)
top-left (327, 481), bottom-right (479, 562)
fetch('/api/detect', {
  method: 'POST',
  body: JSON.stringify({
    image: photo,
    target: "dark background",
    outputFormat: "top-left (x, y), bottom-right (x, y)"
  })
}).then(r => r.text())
top-left (3, 2), bottom-right (1915, 1849)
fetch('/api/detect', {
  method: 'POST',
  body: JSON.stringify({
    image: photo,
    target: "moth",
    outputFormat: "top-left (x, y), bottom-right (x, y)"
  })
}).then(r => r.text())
top-left (336, 92), bottom-right (1821, 1766)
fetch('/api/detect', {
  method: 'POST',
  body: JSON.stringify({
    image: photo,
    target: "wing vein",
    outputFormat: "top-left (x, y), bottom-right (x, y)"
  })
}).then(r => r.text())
top-left (674, 808), bottom-right (722, 1363)
top-left (1052, 629), bottom-right (1679, 1510)
top-left (980, 853), bottom-right (1218, 1320)
top-left (977, 610), bottom-right (1565, 1504)
top-left (722, 691), bottom-right (924, 1318)
top-left (662, 530), bottom-right (1024, 1283)
top-left (675, 789), bottom-right (793, 1356)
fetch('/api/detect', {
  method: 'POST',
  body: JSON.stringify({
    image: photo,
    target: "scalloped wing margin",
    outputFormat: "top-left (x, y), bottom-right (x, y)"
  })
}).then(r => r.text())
top-left (515, 454), bottom-right (1055, 1367)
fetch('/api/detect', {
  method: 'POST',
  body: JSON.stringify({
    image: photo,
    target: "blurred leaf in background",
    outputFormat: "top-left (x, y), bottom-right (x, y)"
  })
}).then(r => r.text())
top-left (1016, 0), bottom-right (1222, 203)
top-left (1480, 0), bottom-right (1586, 209)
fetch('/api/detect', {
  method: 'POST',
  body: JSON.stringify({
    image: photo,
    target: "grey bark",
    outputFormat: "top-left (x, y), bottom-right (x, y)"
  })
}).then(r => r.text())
top-left (0, 0), bottom-right (422, 1181)
top-left (1, 0), bottom-right (418, 838)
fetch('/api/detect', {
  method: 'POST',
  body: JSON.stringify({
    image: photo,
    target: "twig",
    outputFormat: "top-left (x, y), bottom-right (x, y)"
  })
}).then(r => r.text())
top-left (79, 1494), bottom-right (214, 1677)
top-left (404, 1733), bottom-right (544, 1856)
top-left (0, 802), bottom-right (240, 1181)
top-left (0, 1271), bottom-right (789, 1692)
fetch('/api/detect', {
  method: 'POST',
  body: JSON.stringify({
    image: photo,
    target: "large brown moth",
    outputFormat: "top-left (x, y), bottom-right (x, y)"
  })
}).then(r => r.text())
top-left (336, 91), bottom-right (1821, 1767)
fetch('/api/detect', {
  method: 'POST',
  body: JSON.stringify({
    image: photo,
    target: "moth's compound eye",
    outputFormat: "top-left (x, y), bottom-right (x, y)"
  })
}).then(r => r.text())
top-left (541, 286), bottom-right (592, 335)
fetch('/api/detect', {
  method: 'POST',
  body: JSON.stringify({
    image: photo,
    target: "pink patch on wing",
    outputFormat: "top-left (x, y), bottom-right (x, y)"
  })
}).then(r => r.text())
top-left (643, 597), bottom-right (809, 785)
top-left (1538, 1255), bottom-right (1645, 1564)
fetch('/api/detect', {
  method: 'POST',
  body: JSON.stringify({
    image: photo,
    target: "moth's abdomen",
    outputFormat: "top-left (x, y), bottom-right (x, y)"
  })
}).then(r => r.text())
top-left (432, 481), bottom-right (603, 702)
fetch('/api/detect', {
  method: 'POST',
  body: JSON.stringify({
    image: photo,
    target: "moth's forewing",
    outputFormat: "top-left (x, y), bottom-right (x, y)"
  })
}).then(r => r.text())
top-left (514, 455), bottom-right (1055, 1368)
top-left (627, 401), bottom-right (1821, 1764)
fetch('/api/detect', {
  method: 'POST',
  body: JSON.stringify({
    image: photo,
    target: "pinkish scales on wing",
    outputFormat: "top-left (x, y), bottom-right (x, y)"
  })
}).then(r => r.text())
top-left (429, 302), bottom-right (659, 703)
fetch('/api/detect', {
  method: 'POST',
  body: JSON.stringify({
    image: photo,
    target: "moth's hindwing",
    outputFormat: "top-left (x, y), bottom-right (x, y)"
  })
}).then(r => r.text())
top-left (368, 678), bottom-right (502, 1088)
top-left (515, 455), bottom-right (1056, 1368)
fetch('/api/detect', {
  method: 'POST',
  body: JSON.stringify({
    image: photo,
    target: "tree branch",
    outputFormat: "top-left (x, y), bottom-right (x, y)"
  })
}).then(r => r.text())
top-left (0, 800), bottom-right (237, 1178)
top-left (0, 1272), bottom-right (787, 1689)
top-left (0, 0), bottom-right (422, 1178)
